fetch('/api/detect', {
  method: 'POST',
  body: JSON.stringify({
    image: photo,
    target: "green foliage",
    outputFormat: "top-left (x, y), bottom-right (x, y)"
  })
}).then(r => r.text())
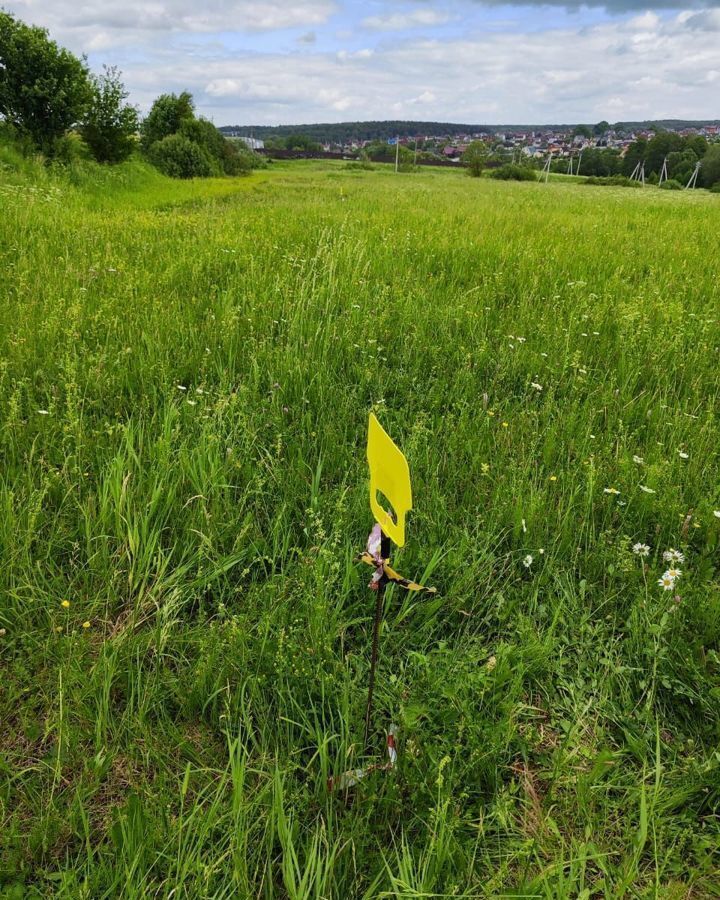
top-left (283, 133), bottom-right (322, 152)
top-left (701, 145), bottom-right (720, 189)
top-left (2, 159), bottom-right (720, 895)
top-left (147, 133), bottom-right (214, 178)
top-left (659, 178), bottom-right (684, 191)
top-left (623, 131), bottom-right (713, 187)
top-left (0, 10), bottom-right (92, 153)
top-left (490, 163), bottom-right (537, 181)
top-left (585, 174), bottom-right (643, 188)
top-left (142, 93), bottom-right (253, 178)
top-left (622, 137), bottom-right (647, 176)
top-left (575, 147), bottom-right (622, 177)
top-left (463, 140), bottom-right (488, 177)
top-left (81, 66), bottom-right (138, 164)
top-left (140, 91), bottom-right (195, 152)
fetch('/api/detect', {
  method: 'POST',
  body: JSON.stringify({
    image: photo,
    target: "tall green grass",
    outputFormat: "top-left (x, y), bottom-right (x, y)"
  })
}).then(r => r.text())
top-left (1, 157), bottom-right (719, 897)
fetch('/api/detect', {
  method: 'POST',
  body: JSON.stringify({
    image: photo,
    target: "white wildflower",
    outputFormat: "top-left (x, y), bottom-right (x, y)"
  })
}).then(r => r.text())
top-left (658, 573), bottom-right (675, 591)
top-left (633, 455), bottom-right (644, 464)
top-left (530, 382), bottom-right (543, 391)
top-left (714, 511), bottom-right (720, 519)
top-left (522, 554), bottom-right (534, 568)
top-left (632, 542), bottom-right (650, 557)
top-left (639, 485), bottom-right (656, 494)
top-left (604, 487), bottom-right (621, 495)
top-left (663, 549), bottom-right (685, 563)
top-left (678, 451), bottom-right (689, 459)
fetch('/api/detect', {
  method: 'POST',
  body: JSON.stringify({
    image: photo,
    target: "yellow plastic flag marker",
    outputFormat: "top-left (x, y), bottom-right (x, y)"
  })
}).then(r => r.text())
top-left (367, 413), bottom-right (412, 547)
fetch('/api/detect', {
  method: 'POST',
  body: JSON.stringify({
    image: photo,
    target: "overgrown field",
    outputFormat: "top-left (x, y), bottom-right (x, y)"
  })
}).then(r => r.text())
top-left (2, 155), bottom-right (720, 898)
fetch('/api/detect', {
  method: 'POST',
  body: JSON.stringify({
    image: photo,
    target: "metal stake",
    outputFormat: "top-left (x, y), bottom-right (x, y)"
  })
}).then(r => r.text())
top-left (364, 529), bottom-right (390, 751)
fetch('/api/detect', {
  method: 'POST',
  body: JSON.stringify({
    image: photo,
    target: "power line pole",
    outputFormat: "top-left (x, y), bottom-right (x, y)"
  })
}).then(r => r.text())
top-left (395, 136), bottom-right (400, 174)
top-left (685, 161), bottom-right (701, 190)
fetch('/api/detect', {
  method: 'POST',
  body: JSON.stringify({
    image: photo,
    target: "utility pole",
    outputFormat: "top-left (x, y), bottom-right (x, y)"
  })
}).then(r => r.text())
top-left (395, 136), bottom-right (400, 174)
top-left (685, 161), bottom-right (701, 190)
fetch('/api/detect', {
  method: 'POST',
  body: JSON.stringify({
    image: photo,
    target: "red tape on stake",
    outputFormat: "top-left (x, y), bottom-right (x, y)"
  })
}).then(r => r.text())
top-left (327, 725), bottom-right (398, 792)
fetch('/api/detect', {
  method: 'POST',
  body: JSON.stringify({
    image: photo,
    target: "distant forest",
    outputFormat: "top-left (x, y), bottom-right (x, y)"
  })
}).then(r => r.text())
top-left (220, 119), bottom-right (720, 143)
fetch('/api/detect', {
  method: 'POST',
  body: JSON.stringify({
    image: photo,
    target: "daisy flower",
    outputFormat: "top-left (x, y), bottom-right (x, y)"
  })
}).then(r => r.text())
top-left (663, 549), bottom-right (685, 563)
top-left (658, 573), bottom-right (675, 591)
top-left (632, 542), bottom-right (650, 557)
top-left (604, 487), bottom-right (620, 495)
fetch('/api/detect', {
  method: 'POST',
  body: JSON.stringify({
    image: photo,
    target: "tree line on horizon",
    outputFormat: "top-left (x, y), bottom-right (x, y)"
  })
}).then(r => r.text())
top-left (220, 119), bottom-right (720, 146)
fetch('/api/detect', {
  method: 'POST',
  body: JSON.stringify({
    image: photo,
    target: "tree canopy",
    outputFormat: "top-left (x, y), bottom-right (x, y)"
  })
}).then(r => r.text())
top-left (81, 66), bottom-right (138, 163)
top-left (0, 11), bottom-right (92, 153)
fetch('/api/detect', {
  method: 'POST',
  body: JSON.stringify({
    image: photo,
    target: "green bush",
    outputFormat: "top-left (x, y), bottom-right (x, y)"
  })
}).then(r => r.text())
top-left (48, 132), bottom-right (93, 165)
top-left (660, 179), bottom-right (683, 191)
top-left (710, 182), bottom-right (720, 193)
top-left (148, 134), bottom-right (214, 179)
top-left (490, 164), bottom-right (537, 182)
top-left (142, 93), bottom-right (256, 178)
top-left (584, 175), bottom-right (643, 188)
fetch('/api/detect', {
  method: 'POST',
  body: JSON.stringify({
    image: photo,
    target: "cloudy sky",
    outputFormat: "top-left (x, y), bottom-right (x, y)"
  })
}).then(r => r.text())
top-left (6, 0), bottom-right (720, 125)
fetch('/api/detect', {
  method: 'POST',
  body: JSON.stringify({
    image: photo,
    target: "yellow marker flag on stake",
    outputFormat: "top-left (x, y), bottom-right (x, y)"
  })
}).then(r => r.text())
top-left (367, 412), bottom-right (412, 548)
top-left (328, 413), bottom-right (437, 787)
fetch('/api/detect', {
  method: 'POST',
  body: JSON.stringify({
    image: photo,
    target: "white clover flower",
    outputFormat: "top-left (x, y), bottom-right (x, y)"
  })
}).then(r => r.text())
top-left (633, 455), bottom-right (644, 464)
top-left (604, 487), bottom-right (621, 495)
top-left (632, 542), bottom-right (650, 557)
top-left (523, 554), bottom-right (534, 568)
top-left (639, 485), bottom-right (656, 494)
top-left (658, 573), bottom-right (675, 591)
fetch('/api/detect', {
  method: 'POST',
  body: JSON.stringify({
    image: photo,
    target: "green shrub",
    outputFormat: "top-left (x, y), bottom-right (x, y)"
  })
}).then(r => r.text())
top-left (148, 134), bottom-right (214, 178)
top-left (490, 164), bottom-right (537, 182)
top-left (710, 182), bottom-right (720, 193)
top-left (660, 179), bottom-right (683, 191)
top-left (584, 175), bottom-right (643, 188)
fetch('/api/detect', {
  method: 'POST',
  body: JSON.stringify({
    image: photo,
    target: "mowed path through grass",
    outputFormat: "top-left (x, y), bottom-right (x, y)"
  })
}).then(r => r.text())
top-left (1, 159), bottom-right (720, 897)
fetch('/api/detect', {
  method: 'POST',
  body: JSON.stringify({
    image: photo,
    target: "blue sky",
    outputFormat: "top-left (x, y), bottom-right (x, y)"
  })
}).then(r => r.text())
top-left (6, 1), bottom-right (720, 124)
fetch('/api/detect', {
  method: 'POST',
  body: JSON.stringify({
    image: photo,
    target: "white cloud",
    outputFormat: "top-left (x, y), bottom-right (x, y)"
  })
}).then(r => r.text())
top-left (4, 0), bottom-right (720, 125)
top-left (362, 9), bottom-right (452, 31)
top-left (119, 14), bottom-right (719, 125)
top-left (6, 0), bottom-right (337, 35)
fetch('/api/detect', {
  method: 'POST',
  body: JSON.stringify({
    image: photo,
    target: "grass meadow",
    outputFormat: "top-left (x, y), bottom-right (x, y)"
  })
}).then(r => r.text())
top-left (1, 152), bottom-right (720, 897)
